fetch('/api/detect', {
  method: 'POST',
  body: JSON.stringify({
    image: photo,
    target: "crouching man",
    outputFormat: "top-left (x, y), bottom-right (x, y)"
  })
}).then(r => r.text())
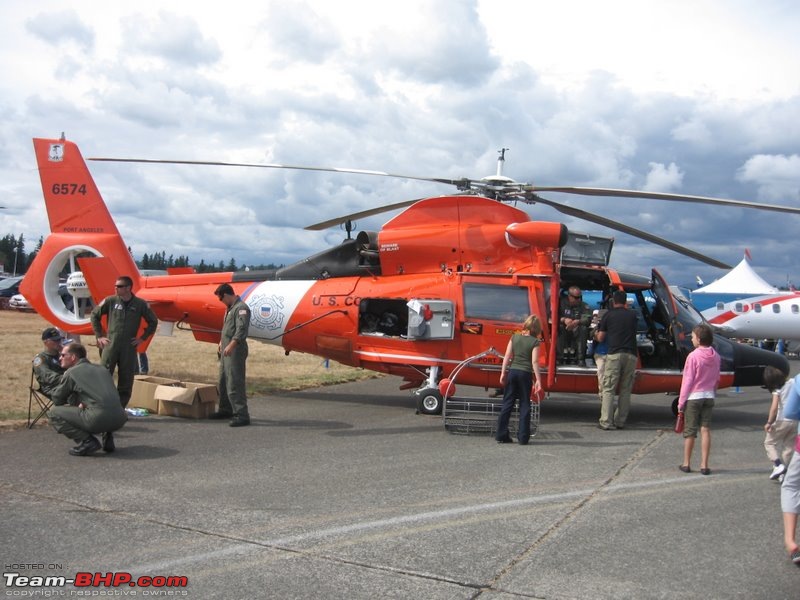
top-left (49, 342), bottom-right (128, 456)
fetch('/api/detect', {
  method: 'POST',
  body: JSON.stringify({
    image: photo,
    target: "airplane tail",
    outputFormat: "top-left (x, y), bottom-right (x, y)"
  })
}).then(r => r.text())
top-left (20, 137), bottom-right (140, 335)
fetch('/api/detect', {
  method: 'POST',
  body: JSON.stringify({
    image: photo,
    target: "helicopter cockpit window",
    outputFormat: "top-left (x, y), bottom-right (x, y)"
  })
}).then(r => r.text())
top-left (463, 283), bottom-right (530, 322)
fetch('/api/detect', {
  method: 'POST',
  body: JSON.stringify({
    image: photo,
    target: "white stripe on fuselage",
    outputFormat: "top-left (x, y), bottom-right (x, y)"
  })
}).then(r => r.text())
top-left (242, 280), bottom-right (315, 344)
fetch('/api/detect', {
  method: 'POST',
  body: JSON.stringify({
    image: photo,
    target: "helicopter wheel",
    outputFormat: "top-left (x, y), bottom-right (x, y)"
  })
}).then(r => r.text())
top-left (416, 388), bottom-right (444, 415)
top-left (671, 397), bottom-right (679, 417)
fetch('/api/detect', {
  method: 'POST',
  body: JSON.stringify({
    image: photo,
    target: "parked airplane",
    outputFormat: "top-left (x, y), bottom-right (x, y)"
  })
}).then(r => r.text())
top-left (672, 256), bottom-right (800, 341)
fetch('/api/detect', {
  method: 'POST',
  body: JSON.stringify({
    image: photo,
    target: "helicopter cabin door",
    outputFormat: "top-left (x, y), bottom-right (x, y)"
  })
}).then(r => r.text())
top-left (651, 268), bottom-right (687, 353)
top-left (406, 300), bottom-right (455, 340)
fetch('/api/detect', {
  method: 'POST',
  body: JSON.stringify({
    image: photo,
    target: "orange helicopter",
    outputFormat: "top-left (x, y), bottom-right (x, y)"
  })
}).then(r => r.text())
top-left (21, 136), bottom-right (792, 415)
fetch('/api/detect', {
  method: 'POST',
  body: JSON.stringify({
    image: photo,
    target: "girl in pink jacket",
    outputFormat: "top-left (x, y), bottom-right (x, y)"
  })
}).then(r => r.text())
top-left (678, 323), bottom-right (721, 475)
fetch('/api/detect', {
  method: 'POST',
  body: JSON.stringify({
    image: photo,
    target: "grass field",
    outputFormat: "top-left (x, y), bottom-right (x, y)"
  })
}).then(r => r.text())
top-left (0, 310), bottom-right (378, 425)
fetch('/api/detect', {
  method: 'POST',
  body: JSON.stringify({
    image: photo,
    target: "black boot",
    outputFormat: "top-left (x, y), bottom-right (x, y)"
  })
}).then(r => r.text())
top-left (69, 435), bottom-right (101, 456)
top-left (229, 415), bottom-right (251, 427)
top-left (102, 432), bottom-right (115, 453)
top-left (208, 410), bottom-right (233, 420)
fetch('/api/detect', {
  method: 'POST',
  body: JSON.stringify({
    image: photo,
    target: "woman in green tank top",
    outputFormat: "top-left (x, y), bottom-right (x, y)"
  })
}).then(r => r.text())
top-left (496, 315), bottom-right (543, 445)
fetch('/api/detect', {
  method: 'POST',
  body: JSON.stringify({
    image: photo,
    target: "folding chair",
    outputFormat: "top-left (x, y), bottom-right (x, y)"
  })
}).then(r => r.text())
top-left (28, 369), bottom-right (52, 429)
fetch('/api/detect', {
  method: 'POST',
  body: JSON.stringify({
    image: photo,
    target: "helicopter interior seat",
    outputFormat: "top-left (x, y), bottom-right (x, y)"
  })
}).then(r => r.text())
top-left (358, 298), bottom-right (408, 337)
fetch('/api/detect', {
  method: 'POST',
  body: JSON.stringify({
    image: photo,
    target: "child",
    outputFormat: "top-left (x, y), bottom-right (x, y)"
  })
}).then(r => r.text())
top-left (677, 323), bottom-right (721, 475)
top-left (763, 366), bottom-right (797, 482)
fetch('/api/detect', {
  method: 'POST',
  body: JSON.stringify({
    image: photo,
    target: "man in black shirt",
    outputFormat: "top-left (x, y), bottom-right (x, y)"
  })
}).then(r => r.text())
top-left (596, 290), bottom-right (638, 430)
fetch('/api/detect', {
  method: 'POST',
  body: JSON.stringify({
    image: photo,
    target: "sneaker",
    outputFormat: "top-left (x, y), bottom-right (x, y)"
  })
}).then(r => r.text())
top-left (778, 473), bottom-right (785, 484)
top-left (791, 549), bottom-right (800, 565)
top-left (102, 432), bottom-right (115, 453)
top-left (770, 463), bottom-right (787, 480)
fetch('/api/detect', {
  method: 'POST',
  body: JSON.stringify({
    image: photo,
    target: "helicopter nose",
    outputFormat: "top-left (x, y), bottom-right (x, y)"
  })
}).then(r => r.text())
top-left (731, 342), bottom-right (790, 387)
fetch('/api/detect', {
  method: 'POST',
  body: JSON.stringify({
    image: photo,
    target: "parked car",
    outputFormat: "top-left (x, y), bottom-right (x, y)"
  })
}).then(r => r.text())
top-left (0, 275), bottom-right (23, 297)
top-left (9, 293), bottom-right (33, 311)
top-left (0, 276), bottom-right (23, 309)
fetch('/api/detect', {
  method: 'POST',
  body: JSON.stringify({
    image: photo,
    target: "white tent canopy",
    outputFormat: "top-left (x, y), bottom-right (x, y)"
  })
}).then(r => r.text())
top-left (694, 257), bottom-right (778, 294)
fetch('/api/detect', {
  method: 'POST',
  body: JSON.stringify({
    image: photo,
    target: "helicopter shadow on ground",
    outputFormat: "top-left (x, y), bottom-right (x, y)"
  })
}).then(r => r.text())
top-left (276, 388), bottom-right (418, 410)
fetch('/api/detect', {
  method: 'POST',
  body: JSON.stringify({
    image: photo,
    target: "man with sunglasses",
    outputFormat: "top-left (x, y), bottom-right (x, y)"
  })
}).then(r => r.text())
top-left (209, 283), bottom-right (252, 427)
top-left (557, 286), bottom-right (591, 367)
top-left (90, 275), bottom-right (158, 413)
top-left (48, 342), bottom-right (127, 456)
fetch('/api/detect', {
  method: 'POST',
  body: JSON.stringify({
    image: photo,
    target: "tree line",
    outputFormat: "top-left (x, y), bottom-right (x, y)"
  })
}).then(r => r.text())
top-left (139, 250), bottom-right (283, 273)
top-left (1, 233), bottom-right (283, 276)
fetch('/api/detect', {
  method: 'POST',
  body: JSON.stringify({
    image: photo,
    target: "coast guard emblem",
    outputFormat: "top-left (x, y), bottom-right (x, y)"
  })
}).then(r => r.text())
top-left (249, 294), bottom-right (285, 331)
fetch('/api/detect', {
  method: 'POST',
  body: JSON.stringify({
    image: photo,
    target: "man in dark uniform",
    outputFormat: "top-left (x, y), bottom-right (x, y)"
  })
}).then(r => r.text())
top-left (33, 327), bottom-right (67, 398)
top-left (209, 283), bottom-right (252, 427)
top-left (596, 290), bottom-right (639, 430)
top-left (557, 286), bottom-right (592, 366)
top-left (90, 275), bottom-right (158, 408)
top-left (48, 342), bottom-right (128, 456)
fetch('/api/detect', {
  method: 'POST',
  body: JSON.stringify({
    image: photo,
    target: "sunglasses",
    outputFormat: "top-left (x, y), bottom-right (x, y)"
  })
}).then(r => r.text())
top-left (59, 352), bottom-right (71, 358)
top-left (115, 284), bottom-right (130, 289)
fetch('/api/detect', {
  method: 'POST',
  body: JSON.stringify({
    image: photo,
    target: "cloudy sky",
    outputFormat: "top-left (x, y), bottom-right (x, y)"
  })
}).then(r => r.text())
top-left (1, 0), bottom-right (799, 288)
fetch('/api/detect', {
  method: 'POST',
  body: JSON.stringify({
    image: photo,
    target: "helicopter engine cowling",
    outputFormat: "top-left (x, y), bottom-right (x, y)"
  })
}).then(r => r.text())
top-left (505, 221), bottom-right (569, 250)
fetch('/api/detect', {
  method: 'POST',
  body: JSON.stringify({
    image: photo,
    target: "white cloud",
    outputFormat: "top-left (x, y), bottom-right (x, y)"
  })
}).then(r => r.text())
top-left (25, 8), bottom-right (94, 51)
top-left (121, 11), bottom-right (222, 67)
top-left (643, 162), bottom-right (683, 193)
top-left (1, 0), bottom-right (799, 287)
top-left (736, 154), bottom-right (800, 203)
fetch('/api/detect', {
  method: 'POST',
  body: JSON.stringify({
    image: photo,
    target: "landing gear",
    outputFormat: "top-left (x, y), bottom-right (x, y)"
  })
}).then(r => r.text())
top-left (415, 387), bottom-right (444, 415)
top-left (415, 366), bottom-right (444, 415)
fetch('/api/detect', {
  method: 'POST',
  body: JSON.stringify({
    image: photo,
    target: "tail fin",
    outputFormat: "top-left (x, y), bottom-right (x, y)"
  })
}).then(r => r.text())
top-left (21, 137), bottom-right (139, 334)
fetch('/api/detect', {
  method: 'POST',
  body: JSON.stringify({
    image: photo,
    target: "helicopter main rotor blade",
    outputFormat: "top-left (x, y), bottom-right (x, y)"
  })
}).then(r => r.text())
top-left (528, 194), bottom-right (732, 269)
top-left (530, 186), bottom-right (800, 215)
top-left (305, 199), bottom-right (424, 230)
top-left (87, 156), bottom-right (469, 188)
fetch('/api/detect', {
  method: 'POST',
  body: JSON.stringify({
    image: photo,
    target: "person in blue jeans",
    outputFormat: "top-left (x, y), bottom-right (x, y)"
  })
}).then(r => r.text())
top-left (780, 373), bottom-right (800, 566)
top-left (496, 315), bottom-right (543, 445)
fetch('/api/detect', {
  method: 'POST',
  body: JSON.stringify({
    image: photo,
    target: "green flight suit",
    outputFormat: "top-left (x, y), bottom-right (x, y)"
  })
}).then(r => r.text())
top-left (557, 296), bottom-right (592, 362)
top-left (49, 359), bottom-right (128, 443)
top-left (218, 296), bottom-right (251, 419)
top-left (90, 293), bottom-right (158, 407)
top-left (32, 349), bottom-right (65, 398)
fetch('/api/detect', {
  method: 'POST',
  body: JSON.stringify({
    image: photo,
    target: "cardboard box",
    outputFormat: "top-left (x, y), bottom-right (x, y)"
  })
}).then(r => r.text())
top-left (130, 375), bottom-right (180, 412)
top-left (156, 382), bottom-right (218, 419)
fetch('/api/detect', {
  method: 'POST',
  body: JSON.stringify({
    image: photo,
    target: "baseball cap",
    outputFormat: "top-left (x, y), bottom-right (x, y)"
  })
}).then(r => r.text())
top-left (41, 327), bottom-right (63, 341)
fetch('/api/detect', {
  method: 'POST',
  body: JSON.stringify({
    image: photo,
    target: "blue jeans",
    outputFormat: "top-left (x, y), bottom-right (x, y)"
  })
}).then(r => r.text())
top-left (497, 369), bottom-right (532, 443)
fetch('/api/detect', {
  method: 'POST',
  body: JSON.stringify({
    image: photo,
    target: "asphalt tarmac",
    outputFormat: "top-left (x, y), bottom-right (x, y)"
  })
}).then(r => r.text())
top-left (2, 373), bottom-right (799, 599)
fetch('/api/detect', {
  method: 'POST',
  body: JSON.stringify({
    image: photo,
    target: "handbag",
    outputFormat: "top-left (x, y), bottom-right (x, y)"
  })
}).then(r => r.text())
top-left (674, 412), bottom-right (685, 434)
